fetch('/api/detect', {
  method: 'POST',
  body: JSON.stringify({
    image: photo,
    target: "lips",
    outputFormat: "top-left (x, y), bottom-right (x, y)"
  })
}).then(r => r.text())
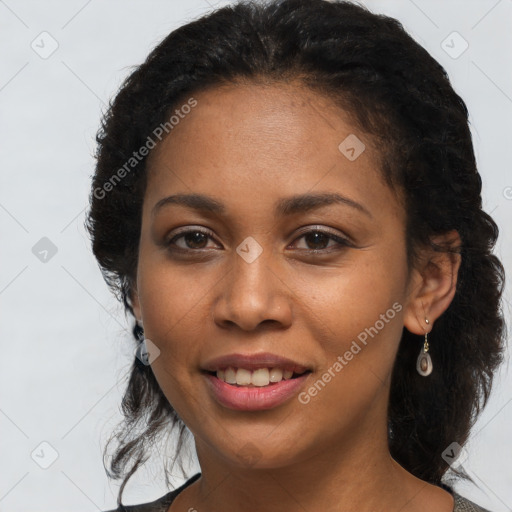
top-left (203, 371), bottom-right (312, 411)
top-left (201, 352), bottom-right (313, 411)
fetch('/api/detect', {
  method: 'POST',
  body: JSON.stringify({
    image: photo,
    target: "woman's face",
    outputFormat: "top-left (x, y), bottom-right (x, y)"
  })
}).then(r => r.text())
top-left (133, 82), bottom-right (419, 469)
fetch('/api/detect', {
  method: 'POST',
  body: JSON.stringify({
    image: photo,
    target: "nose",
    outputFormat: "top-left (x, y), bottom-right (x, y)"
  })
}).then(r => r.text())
top-left (211, 245), bottom-right (293, 332)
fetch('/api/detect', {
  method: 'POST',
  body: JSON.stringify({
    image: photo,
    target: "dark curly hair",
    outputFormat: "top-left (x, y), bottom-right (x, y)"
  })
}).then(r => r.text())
top-left (86, 0), bottom-right (506, 505)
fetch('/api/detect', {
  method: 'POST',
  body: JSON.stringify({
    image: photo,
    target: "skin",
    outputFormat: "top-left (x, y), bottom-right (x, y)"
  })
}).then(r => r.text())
top-left (131, 81), bottom-right (461, 512)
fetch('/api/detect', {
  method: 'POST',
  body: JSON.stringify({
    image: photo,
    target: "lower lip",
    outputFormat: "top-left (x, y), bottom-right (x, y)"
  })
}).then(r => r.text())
top-left (203, 372), bottom-right (311, 411)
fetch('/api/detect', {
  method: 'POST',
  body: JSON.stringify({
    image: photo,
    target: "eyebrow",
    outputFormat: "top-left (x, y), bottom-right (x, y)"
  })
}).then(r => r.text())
top-left (152, 192), bottom-right (372, 219)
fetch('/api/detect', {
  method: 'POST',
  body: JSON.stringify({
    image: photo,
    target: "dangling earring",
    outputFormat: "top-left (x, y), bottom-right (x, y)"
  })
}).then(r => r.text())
top-left (416, 318), bottom-right (433, 376)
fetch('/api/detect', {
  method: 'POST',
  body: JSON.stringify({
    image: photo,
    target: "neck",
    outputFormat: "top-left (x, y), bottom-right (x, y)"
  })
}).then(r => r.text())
top-left (175, 418), bottom-right (445, 512)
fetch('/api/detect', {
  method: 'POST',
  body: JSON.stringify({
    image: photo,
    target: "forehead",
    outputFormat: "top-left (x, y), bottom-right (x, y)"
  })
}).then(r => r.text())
top-left (148, 81), bottom-right (373, 168)
top-left (144, 81), bottom-right (400, 220)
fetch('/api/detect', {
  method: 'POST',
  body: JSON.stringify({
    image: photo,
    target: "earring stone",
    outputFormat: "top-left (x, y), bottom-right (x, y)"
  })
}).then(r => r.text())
top-left (416, 319), bottom-right (433, 376)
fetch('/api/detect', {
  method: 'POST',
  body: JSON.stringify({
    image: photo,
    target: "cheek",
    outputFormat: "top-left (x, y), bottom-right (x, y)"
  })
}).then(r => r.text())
top-left (135, 250), bottom-right (217, 366)
top-left (298, 254), bottom-right (406, 334)
top-left (293, 278), bottom-right (406, 425)
top-left (135, 258), bottom-right (212, 424)
top-left (294, 252), bottom-right (408, 386)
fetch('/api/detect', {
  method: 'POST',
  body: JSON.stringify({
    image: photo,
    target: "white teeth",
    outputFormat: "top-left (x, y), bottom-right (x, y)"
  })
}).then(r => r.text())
top-left (269, 368), bottom-right (283, 382)
top-left (252, 368), bottom-right (270, 387)
top-left (215, 366), bottom-right (301, 386)
top-left (224, 367), bottom-right (237, 384)
top-left (236, 368), bottom-right (252, 386)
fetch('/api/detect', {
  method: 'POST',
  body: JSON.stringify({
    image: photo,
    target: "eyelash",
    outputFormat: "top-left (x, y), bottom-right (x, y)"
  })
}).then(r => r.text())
top-left (165, 226), bottom-right (353, 254)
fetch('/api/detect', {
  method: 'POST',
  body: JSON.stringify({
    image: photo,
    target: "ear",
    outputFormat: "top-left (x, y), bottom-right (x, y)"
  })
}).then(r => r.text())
top-left (403, 230), bottom-right (461, 335)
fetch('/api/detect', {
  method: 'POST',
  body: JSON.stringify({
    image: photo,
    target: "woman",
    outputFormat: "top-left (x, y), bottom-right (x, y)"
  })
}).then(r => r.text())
top-left (87, 0), bottom-right (506, 510)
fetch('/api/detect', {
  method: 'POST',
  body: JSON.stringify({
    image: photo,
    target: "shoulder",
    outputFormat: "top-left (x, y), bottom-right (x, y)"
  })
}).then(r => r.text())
top-left (452, 491), bottom-right (493, 512)
top-left (102, 473), bottom-right (201, 512)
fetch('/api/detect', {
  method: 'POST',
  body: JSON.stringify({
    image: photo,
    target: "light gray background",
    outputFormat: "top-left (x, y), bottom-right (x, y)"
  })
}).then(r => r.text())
top-left (1, 0), bottom-right (511, 511)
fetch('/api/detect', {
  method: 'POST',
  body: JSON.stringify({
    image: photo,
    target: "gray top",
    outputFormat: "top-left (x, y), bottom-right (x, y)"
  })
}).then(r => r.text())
top-left (105, 473), bottom-right (492, 512)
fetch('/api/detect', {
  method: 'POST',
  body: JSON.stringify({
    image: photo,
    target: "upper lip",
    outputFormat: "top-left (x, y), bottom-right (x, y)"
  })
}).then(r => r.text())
top-left (201, 352), bottom-right (312, 374)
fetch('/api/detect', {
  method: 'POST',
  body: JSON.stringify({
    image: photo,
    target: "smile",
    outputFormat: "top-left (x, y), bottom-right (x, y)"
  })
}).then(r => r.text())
top-left (203, 369), bottom-right (312, 411)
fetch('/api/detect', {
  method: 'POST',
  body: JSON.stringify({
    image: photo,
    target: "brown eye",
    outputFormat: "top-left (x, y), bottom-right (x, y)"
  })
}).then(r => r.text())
top-left (166, 228), bottom-right (219, 251)
top-left (291, 229), bottom-right (352, 253)
top-left (181, 231), bottom-right (208, 249)
top-left (303, 231), bottom-right (331, 250)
